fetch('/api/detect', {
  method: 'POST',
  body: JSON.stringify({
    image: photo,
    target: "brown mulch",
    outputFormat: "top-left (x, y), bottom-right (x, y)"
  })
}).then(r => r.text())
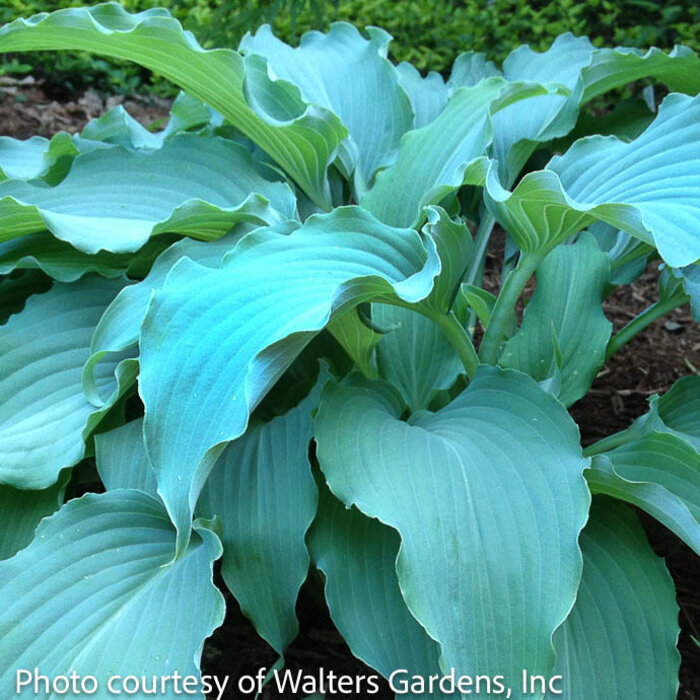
top-left (0, 77), bottom-right (170, 138)
top-left (1, 82), bottom-right (698, 699)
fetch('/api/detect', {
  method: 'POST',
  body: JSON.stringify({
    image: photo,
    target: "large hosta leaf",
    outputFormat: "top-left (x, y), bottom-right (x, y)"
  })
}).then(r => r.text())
top-left (550, 498), bottom-right (679, 699)
top-left (314, 367), bottom-right (590, 693)
top-left (139, 206), bottom-right (439, 553)
top-left (240, 23), bottom-right (412, 195)
top-left (308, 485), bottom-right (447, 699)
top-left (0, 134), bottom-right (296, 254)
top-left (0, 476), bottom-right (67, 560)
top-left (83, 229), bottom-right (253, 405)
top-left (587, 433), bottom-right (700, 555)
top-left (486, 92), bottom-right (700, 266)
top-left (197, 369), bottom-right (325, 655)
top-left (0, 277), bottom-right (133, 489)
top-left (0, 490), bottom-right (225, 698)
top-left (0, 3), bottom-right (347, 207)
top-left (501, 233), bottom-right (612, 406)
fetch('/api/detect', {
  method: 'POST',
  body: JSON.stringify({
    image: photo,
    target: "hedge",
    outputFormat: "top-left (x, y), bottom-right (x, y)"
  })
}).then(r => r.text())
top-left (1, 0), bottom-right (699, 93)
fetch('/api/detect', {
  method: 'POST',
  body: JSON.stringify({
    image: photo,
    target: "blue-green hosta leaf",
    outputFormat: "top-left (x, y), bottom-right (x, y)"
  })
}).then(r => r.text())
top-left (501, 233), bottom-right (612, 406)
top-left (493, 34), bottom-right (700, 187)
top-left (627, 376), bottom-right (700, 451)
top-left (314, 367), bottom-right (590, 693)
top-left (360, 79), bottom-right (505, 228)
top-left (580, 44), bottom-right (700, 102)
top-left (0, 233), bottom-right (162, 282)
top-left (0, 134), bottom-right (296, 254)
top-left (308, 485), bottom-right (448, 700)
top-left (95, 418), bottom-right (157, 495)
top-left (486, 92), bottom-right (700, 267)
top-left (550, 498), bottom-right (679, 699)
top-left (240, 23), bottom-right (413, 195)
top-left (374, 308), bottom-right (462, 412)
top-left (587, 433), bottom-right (700, 555)
top-left (83, 229), bottom-right (255, 406)
top-left (139, 206), bottom-right (439, 554)
top-left (589, 221), bottom-right (652, 287)
top-left (504, 33), bottom-right (700, 100)
top-left (76, 103), bottom-right (165, 150)
top-left (0, 489), bottom-right (225, 698)
top-left (455, 284), bottom-right (499, 329)
top-left (395, 62), bottom-right (447, 129)
top-left (369, 207), bottom-right (475, 400)
top-left (0, 277), bottom-right (134, 489)
top-left (361, 79), bottom-right (563, 228)
top-left (0, 3), bottom-right (347, 208)
top-left (197, 370), bottom-right (325, 655)
top-left (448, 52), bottom-right (502, 88)
top-left (0, 132), bottom-right (77, 183)
top-left (0, 475), bottom-right (67, 560)
top-left (489, 35), bottom-right (590, 185)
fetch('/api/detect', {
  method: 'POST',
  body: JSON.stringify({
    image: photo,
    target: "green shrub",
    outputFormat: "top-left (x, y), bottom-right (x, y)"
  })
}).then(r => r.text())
top-left (2, 0), bottom-right (699, 92)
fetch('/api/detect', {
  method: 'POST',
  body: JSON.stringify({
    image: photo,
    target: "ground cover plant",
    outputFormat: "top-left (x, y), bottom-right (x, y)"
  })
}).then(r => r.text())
top-left (0, 4), bottom-right (699, 698)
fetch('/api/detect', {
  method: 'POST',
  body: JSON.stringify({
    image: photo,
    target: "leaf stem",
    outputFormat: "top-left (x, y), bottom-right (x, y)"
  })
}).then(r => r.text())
top-left (479, 251), bottom-right (541, 364)
top-left (463, 212), bottom-right (496, 288)
top-left (427, 310), bottom-right (481, 380)
top-left (605, 293), bottom-right (689, 360)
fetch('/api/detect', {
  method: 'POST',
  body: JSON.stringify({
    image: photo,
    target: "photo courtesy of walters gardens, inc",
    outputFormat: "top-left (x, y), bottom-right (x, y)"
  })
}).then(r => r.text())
top-left (0, 1), bottom-right (699, 699)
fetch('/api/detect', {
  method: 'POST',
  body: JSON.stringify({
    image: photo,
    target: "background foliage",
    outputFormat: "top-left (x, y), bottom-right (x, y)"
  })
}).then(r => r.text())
top-left (1, 0), bottom-right (699, 93)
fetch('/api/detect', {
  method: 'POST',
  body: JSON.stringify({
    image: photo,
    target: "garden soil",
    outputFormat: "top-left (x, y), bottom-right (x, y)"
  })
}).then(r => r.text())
top-left (1, 82), bottom-right (698, 699)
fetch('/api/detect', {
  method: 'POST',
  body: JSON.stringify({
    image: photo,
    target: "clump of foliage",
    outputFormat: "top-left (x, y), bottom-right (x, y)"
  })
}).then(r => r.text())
top-left (0, 4), bottom-right (699, 698)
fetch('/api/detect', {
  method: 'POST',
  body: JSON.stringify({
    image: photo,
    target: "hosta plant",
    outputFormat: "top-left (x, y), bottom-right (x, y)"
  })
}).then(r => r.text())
top-left (0, 4), bottom-right (699, 699)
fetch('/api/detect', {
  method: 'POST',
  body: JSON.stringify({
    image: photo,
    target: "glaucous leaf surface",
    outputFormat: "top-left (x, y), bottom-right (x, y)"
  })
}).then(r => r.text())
top-left (500, 233), bottom-right (612, 406)
top-left (626, 375), bottom-right (700, 451)
top-left (83, 228), bottom-right (253, 405)
top-left (588, 433), bottom-right (700, 555)
top-left (396, 62), bottom-right (448, 129)
top-left (138, 207), bottom-right (439, 553)
top-left (0, 277), bottom-right (133, 489)
top-left (0, 490), bottom-right (224, 698)
top-left (550, 498), bottom-right (680, 700)
top-left (308, 485), bottom-right (448, 700)
top-left (94, 418), bottom-right (157, 495)
top-left (315, 367), bottom-right (590, 694)
top-left (374, 308), bottom-right (462, 412)
top-left (360, 79), bottom-right (504, 228)
top-left (486, 92), bottom-right (700, 267)
top-left (240, 23), bottom-right (413, 196)
top-left (0, 134), bottom-right (295, 254)
top-left (197, 369), bottom-right (325, 655)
